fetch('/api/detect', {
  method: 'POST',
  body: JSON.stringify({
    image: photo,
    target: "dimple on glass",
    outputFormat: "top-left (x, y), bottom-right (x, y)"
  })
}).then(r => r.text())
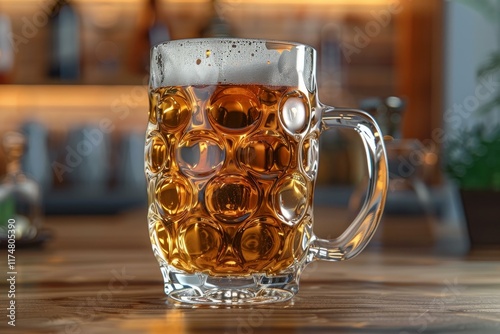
top-left (145, 38), bottom-right (388, 305)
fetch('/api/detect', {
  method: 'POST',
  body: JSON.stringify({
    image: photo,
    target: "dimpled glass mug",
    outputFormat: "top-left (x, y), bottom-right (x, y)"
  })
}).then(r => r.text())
top-left (145, 38), bottom-right (388, 305)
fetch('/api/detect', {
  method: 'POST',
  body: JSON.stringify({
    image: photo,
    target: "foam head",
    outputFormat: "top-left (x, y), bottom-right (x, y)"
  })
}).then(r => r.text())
top-left (150, 38), bottom-right (316, 91)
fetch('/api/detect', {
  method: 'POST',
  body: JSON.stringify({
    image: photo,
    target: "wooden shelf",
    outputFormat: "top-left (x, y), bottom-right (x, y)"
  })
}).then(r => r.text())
top-left (0, 85), bottom-right (148, 133)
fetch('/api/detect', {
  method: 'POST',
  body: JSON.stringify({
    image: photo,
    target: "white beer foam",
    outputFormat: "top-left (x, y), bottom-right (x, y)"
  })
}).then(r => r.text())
top-left (150, 39), bottom-right (315, 91)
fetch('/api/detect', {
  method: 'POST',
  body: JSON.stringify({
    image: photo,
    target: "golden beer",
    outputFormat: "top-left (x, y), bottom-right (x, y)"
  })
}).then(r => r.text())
top-left (146, 84), bottom-right (318, 276)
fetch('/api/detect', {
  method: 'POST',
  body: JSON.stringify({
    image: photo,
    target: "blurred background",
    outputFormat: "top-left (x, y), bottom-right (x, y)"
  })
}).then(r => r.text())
top-left (0, 0), bottom-right (499, 250)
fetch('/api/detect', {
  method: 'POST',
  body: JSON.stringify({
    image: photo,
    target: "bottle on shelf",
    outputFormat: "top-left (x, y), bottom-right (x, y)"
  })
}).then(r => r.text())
top-left (129, 0), bottom-right (171, 75)
top-left (0, 12), bottom-right (14, 84)
top-left (0, 132), bottom-right (43, 241)
top-left (47, 0), bottom-right (81, 80)
top-left (200, 0), bottom-right (232, 38)
top-left (21, 122), bottom-right (53, 194)
top-left (147, 0), bottom-right (170, 47)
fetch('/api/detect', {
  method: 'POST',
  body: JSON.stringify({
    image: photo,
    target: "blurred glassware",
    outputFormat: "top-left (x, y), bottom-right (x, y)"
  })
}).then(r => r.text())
top-left (320, 22), bottom-right (344, 101)
top-left (0, 132), bottom-right (43, 241)
top-left (346, 97), bottom-right (440, 249)
top-left (48, 0), bottom-right (81, 80)
top-left (360, 96), bottom-right (406, 139)
top-left (129, 0), bottom-right (171, 75)
top-left (385, 138), bottom-right (437, 215)
top-left (0, 13), bottom-right (14, 83)
top-left (355, 97), bottom-right (438, 226)
top-left (146, 0), bottom-right (170, 47)
top-left (118, 132), bottom-right (146, 195)
top-left (65, 125), bottom-right (110, 193)
top-left (200, 0), bottom-right (233, 37)
top-left (21, 122), bottom-right (53, 193)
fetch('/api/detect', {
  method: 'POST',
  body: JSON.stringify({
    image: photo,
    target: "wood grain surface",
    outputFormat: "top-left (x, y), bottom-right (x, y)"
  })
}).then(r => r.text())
top-left (1, 209), bottom-right (499, 334)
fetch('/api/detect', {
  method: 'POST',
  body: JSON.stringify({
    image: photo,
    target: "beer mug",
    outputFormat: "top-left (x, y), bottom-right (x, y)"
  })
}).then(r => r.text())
top-left (146, 38), bottom-right (388, 304)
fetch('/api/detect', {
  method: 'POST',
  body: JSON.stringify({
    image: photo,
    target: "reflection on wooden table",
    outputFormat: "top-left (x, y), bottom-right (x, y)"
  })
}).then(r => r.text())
top-left (3, 208), bottom-right (500, 334)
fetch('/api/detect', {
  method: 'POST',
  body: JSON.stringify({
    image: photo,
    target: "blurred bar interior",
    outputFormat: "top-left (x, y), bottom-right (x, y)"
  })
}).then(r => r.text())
top-left (0, 0), bottom-right (498, 249)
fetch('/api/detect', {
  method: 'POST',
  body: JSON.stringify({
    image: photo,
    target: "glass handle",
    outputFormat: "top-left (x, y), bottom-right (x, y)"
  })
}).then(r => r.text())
top-left (310, 106), bottom-right (388, 261)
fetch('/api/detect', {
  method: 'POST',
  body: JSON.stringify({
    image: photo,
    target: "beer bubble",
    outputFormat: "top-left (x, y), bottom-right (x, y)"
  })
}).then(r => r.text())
top-left (235, 217), bottom-right (283, 268)
top-left (279, 91), bottom-right (310, 134)
top-left (301, 134), bottom-right (319, 180)
top-left (238, 130), bottom-right (290, 178)
top-left (178, 218), bottom-right (223, 270)
top-left (155, 176), bottom-right (195, 218)
top-left (158, 94), bottom-right (191, 131)
top-left (145, 131), bottom-right (167, 174)
top-left (177, 131), bottom-right (225, 178)
top-left (205, 175), bottom-right (260, 223)
top-left (273, 173), bottom-right (309, 224)
top-left (208, 87), bottom-right (262, 132)
top-left (151, 219), bottom-right (174, 260)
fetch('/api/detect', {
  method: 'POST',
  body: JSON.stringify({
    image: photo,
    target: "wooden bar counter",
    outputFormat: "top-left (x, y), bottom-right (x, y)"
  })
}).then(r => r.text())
top-left (2, 208), bottom-right (500, 334)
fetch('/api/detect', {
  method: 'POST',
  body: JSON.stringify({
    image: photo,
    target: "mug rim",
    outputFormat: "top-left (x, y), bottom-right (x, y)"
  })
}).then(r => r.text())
top-left (151, 37), bottom-right (316, 53)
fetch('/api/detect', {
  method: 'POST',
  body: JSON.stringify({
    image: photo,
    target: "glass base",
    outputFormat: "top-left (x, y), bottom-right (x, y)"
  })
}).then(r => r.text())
top-left (160, 264), bottom-right (300, 305)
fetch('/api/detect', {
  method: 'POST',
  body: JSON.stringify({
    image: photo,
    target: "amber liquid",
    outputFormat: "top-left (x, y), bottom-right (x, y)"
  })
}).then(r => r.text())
top-left (146, 84), bottom-right (320, 276)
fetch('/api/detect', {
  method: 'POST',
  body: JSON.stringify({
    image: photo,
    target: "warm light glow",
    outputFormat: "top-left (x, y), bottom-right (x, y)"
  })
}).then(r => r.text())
top-left (0, 85), bottom-right (148, 133)
top-left (424, 152), bottom-right (438, 165)
top-left (3, 0), bottom-right (391, 4)
top-left (117, 311), bottom-right (187, 333)
top-left (220, 0), bottom-right (391, 4)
